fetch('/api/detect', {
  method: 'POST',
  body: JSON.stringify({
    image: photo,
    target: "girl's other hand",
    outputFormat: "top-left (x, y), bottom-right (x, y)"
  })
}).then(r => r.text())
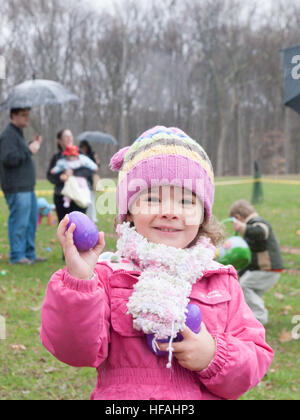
top-left (57, 214), bottom-right (105, 280)
top-left (158, 322), bottom-right (216, 371)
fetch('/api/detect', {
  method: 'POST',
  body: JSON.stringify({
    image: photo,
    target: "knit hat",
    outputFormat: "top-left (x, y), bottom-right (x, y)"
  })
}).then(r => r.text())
top-left (63, 145), bottom-right (79, 156)
top-left (110, 126), bottom-right (214, 222)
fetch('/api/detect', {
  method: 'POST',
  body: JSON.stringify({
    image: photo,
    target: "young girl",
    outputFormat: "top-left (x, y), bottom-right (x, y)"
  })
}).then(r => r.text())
top-left (41, 126), bottom-right (274, 400)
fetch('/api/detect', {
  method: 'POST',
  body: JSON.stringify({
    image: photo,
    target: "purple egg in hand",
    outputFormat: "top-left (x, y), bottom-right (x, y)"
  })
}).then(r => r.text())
top-left (146, 334), bottom-right (169, 357)
top-left (176, 303), bottom-right (202, 341)
top-left (67, 211), bottom-right (99, 252)
top-left (146, 303), bottom-right (202, 356)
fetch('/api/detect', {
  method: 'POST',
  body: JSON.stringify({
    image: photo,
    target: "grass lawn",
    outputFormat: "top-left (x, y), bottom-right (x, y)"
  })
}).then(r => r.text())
top-left (0, 177), bottom-right (299, 400)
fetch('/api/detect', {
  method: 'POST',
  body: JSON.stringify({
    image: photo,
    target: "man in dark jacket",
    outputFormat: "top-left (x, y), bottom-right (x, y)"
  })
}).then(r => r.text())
top-left (0, 108), bottom-right (45, 264)
top-left (229, 199), bottom-right (283, 325)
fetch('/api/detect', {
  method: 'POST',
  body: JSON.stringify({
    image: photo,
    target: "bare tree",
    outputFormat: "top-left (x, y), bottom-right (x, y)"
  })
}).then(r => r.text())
top-left (1, 0), bottom-right (300, 176)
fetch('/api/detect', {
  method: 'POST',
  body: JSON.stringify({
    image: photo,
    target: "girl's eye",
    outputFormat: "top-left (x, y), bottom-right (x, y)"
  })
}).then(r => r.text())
top-left (182, 198), bottom-right (194, 205)
top-left (147, 196), bottom-right (160, 203)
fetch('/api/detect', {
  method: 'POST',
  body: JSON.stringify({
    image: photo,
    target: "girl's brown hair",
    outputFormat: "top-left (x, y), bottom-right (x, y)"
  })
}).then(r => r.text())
top-left (187, 214), bottom-right (225, 248)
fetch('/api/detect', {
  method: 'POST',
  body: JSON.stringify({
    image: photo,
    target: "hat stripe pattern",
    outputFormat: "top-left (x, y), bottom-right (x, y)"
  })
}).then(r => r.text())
top-left (120, 129), bottom-right (214, 182)
top-left (119, 144), bottom-right (214, 183)
top-left (124, 130), bottom-right (202, 160)
top-left (124, 136), bottom-right (211, 167)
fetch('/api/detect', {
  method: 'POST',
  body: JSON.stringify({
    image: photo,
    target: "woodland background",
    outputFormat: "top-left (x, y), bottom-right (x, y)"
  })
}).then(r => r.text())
top-left (1, 0), bottom-right (300, 177)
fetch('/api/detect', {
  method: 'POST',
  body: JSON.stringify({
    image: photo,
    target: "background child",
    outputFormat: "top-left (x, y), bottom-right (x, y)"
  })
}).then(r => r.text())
top-left (37, 197), bottom-right (56, 226)
top-left (79, 140), bottom-right (100, 223)
top-left (41, 126), bottom-right (273, 400)
top-left (229, 199), bottom-right (283, 325)
top-left (50, 145), bottom-right (98, 175)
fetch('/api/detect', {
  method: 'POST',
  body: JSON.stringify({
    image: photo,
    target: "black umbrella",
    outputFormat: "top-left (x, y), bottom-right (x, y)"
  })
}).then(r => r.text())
top-left (281, 44), bottom-right (300, 114)
top-left (0, 78), bottom-right (79, 111)
top-left (78, 131), bottom-right (118, 146)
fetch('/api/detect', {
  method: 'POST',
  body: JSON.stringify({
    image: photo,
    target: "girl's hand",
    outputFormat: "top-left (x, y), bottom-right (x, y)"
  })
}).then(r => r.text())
top-left (158, 322), bottom-right (216, 371)
top-left (57, 215), bottom-right (105, 280)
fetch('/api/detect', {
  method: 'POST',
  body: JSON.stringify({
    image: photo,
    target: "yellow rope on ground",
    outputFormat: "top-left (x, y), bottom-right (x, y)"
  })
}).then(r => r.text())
top-left (0, 178), bottom-right (299, 198)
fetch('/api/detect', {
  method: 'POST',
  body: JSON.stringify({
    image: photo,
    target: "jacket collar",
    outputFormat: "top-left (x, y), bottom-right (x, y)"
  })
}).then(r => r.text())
top-left (9, 122), bottom-right (23, 136)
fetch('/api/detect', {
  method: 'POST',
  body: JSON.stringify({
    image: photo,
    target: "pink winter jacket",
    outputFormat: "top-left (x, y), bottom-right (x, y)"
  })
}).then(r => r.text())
top-left (40, 261), bottom-right (274, 400)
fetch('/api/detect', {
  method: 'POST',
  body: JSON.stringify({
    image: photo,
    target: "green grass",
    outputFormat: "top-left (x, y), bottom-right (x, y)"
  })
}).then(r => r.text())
top-left (0, 178), bottom-right (299, 400)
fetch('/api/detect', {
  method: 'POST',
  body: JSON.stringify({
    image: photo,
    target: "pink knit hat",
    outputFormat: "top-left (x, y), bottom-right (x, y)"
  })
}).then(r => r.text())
top-left (110, 126), bottom-right (214, 221)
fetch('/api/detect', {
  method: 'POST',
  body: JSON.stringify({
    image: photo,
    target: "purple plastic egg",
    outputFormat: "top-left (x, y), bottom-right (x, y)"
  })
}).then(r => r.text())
top-left (146, 334), bottom-right (169, 357)
top-left (146, 303), bottom-right (202, 356)
top-left (67, 211), bottom-right (99, 252)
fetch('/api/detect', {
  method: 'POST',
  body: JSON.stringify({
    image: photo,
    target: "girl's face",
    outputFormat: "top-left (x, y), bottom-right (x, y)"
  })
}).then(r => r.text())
top-left (127, 186), bottom-right (203, 249)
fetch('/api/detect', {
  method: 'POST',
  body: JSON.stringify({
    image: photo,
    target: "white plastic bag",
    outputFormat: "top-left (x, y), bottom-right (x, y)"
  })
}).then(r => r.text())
top-left (61, 176), bottom-right (91, 208)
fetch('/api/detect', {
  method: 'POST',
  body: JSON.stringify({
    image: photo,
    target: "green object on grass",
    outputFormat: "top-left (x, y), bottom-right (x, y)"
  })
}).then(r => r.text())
top-left (251, 160), bottom-right (263, 204)
top-left (217, 218), bottom-right (251, 271)
top-left (217, 236), bottom-right (251, 271)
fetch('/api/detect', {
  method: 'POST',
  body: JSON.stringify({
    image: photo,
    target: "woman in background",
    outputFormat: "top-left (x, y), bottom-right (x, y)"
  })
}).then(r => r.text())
top-left (47, 130), bottom-right (94, 222)
top-left (79, 139), bottom-right (100, 223)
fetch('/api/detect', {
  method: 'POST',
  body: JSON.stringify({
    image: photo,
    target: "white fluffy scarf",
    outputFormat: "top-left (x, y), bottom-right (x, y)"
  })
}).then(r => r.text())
top-left (116, 223), bottom-right (218, 349)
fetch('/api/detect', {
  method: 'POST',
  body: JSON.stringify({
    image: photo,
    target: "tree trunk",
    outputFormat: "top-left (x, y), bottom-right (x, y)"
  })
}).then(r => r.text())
top-left (237, 101), bottom-right (244, 176)
top-left (283, 106), bottom-right (292, 174)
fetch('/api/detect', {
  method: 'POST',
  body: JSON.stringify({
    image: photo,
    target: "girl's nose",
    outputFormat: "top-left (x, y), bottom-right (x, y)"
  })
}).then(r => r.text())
top-left (161, 212), bottom-right (179, 220)
top-left (160, 200), bottom-right (181, 219)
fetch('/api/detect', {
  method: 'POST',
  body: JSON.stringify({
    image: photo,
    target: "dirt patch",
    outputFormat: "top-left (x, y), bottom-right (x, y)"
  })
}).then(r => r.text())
top-left (281, 246), bottom-right (300, 255)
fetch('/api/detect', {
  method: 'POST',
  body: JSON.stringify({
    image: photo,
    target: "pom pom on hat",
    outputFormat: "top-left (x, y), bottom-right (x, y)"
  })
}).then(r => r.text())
top-left (109, 146), bottom-right (129, 171)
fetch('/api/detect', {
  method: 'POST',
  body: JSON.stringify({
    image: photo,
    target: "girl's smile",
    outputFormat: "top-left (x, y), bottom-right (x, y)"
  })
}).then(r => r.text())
top-left (128, 185), bottom-right (204, 248)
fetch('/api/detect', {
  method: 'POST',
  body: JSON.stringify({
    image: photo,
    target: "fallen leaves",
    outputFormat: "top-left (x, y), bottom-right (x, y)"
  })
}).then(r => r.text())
top-left (289, 290), bottom-right (300, 297)
top-left (284, 269), bottom-right (300, 275)
top-left (281, 246), bottom-right (300, 255)
top-left (11, 344), bottom-right (27, 352)
top-left (278, 329), bottom-right (293, 343)
top-left (44, 366), bottom-right (58, 374)
top-left (280, 305), bottom-right (293, 316)
top-left (29, 303), bottom-right (43, 312)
